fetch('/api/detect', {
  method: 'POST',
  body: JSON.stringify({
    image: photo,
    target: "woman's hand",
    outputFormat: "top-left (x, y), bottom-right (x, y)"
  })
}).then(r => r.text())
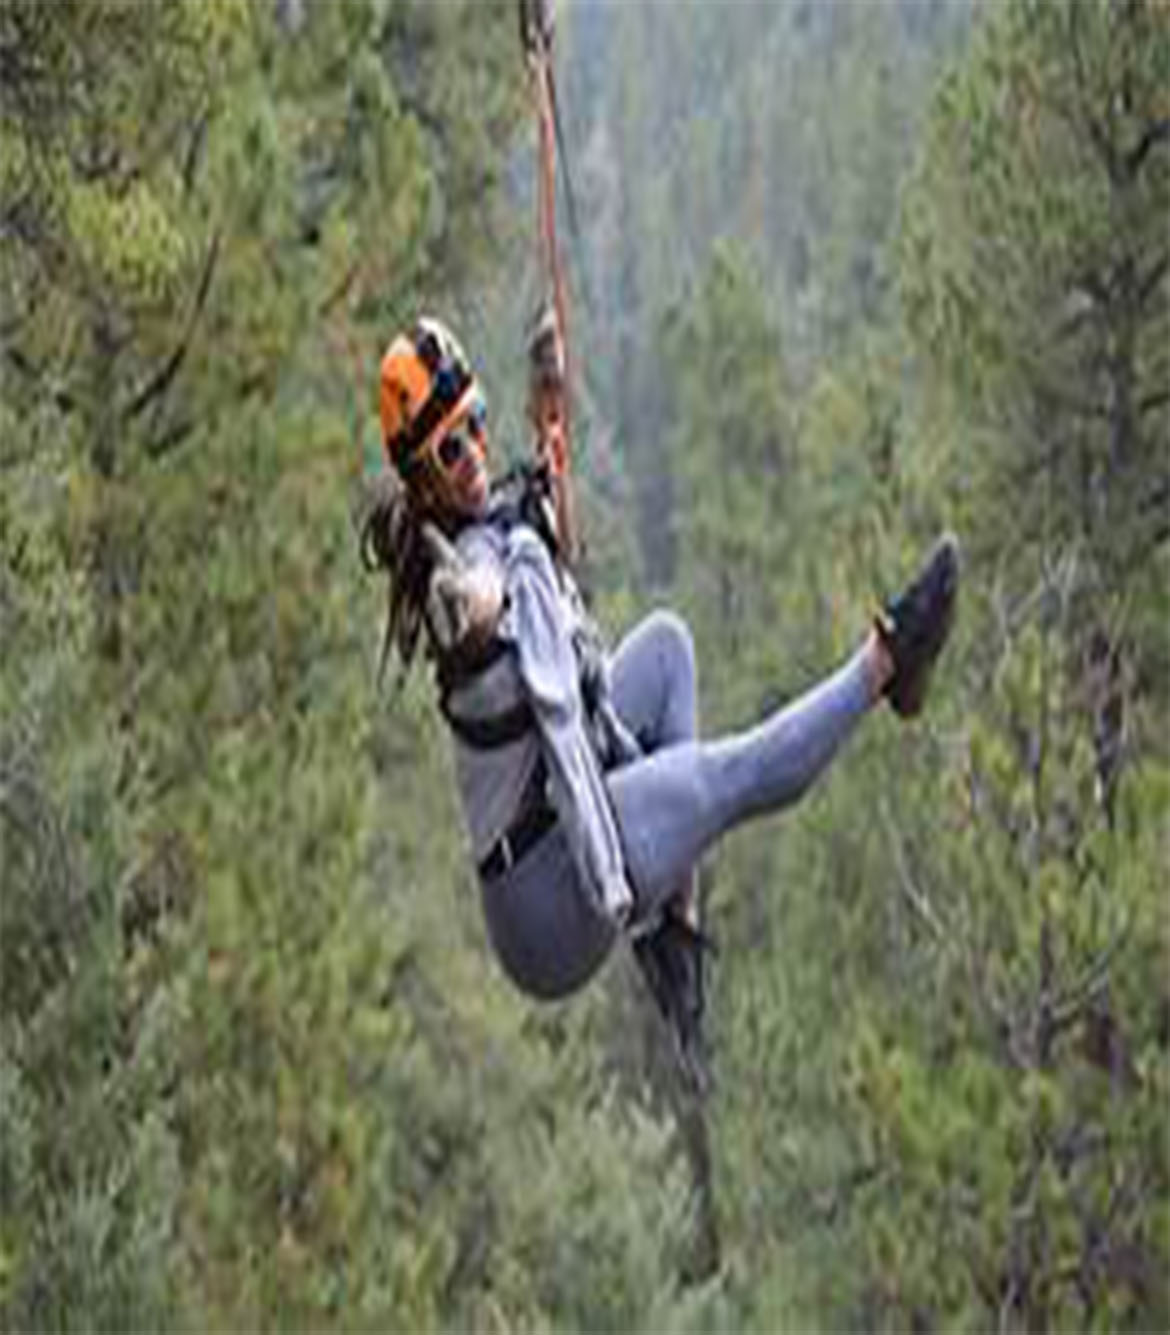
top-left (427, 562), bottom-right (505, 653)
top-left (420, 521), bottom-right (505, 653)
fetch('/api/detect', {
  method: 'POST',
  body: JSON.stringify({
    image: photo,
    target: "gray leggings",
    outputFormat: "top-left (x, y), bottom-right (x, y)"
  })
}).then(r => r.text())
top-left (479, 610), bottom-right (873, 999)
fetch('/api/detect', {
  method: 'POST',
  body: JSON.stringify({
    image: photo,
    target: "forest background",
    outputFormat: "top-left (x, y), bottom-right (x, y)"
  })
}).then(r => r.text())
top-left (2, 0), bottom-right (1167, 1330)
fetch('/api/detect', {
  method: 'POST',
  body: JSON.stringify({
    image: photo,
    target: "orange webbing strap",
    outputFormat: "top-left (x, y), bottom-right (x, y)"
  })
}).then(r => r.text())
top-left (528, 25), bottom-right (579, 563)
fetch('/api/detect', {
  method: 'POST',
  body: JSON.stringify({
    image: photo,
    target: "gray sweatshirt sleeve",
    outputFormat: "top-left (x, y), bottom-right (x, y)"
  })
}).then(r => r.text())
top-left (497, 529), bottom-right (633, 924)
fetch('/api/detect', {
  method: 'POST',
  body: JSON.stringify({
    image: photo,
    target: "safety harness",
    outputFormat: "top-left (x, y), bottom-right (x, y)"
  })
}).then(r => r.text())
top-left (431, 462), bottom-right (605, 886)
top-left (434, 463), bottom-right (563, 753)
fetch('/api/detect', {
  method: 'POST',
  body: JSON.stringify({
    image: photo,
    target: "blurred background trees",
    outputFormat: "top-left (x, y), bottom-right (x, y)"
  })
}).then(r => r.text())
top-left (2, 0), bottom-right (1166, 1330)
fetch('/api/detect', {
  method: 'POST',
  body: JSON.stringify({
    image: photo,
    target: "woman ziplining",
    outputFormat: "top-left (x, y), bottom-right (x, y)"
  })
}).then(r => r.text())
top-left (359, 0), bottom-right (957, 1093)
top-left (361, 315), bottom-right (959, 1093)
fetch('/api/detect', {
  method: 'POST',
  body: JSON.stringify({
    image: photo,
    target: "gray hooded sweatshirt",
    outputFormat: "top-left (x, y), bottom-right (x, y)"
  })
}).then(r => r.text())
top-left (444, 518), bottom-right (633, 923)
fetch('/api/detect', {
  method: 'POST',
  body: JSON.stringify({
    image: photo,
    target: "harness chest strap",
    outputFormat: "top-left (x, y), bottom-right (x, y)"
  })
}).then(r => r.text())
top-left (437, 628), bottom-right (611, 756)
top-left (435, 468), bottom-right (561, 751)
top-left (437, 635), bottom-right (535, 749)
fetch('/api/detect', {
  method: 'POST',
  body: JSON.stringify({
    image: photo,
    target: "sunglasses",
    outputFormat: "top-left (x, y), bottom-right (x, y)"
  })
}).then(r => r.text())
top-left (433, 399), bottom-right (487, 471)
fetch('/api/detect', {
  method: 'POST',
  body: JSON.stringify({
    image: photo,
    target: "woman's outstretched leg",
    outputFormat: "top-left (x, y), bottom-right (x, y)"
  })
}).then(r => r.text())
top-left (610, 629), bottom-right (890, 1093)
top-left (611, 634), bottom-right (885, 915)
top-left (610, 534), bottom-right (960, 918)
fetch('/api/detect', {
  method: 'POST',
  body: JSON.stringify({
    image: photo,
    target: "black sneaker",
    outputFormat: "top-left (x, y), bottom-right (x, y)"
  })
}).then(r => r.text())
top-left (875, 533), bottom-right (960, 718)
top-left (632, 914), bottom-right (716, 1097)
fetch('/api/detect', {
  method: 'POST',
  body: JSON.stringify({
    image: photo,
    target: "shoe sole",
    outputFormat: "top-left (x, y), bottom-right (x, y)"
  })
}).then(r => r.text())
top-left (889, 533), bottom-right (960, 718)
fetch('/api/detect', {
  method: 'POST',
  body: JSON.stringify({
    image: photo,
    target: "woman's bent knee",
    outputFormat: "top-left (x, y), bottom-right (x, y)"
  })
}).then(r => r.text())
top-left (645, 608), bottom-right (695, 678)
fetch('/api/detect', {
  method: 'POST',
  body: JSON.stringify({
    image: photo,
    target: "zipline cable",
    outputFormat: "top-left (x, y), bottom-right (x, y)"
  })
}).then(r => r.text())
top-left (520, 0), bottom-right (580, 564)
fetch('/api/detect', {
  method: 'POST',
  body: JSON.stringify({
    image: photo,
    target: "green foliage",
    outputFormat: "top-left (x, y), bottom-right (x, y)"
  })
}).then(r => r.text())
top-left (838, 622), bottom-right (1170, 1330)
top-left (3, 0), bottom-right (1167, 1330)
top-left (660, 244), bottom-right (797, 721)
top-left (3, 0), bottom-right (722, 1326)
top-left (0, 752), bottom-right (187, 1330)
top-left (899, 0), bottom-right (1170, 598)
top-left (562, 0), bottom-right (970, 582)
top-left (617, 5), bottom-right (1169, 1330)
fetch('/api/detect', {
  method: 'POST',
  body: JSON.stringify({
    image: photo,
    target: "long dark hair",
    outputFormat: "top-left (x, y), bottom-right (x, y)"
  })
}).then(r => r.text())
top-left (359, 474), bottom-right (437, 684)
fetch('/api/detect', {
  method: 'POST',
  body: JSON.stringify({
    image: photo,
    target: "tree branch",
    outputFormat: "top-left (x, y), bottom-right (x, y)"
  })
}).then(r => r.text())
top-left (1124, 117), bottom-right (1170, 180)
top-left (1067, 3), bottom-right (1121, 187)
top-left (122, 229), bottom-right (220, 422)
top-left (1048, 920), bottom-right (1131, 1036)
top-left (4, 347), bottom-right (77, 415)
top-left (1136, 252), bottom-right (1168, 310)
top-left (878, 796), bottom-right (1024, 1063)
top-left (879, 797), bottom-right (951, 945)
top-left (181, 112), bottom-right (209, 194)
top-left (143, 417), bottom-right (195, 461)
top-left (318, 261), bottom-right (360, 318)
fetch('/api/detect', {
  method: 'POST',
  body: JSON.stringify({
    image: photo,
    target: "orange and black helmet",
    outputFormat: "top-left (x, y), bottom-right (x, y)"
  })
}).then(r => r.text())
top-left (379, 317), bottom-right (484, 482)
